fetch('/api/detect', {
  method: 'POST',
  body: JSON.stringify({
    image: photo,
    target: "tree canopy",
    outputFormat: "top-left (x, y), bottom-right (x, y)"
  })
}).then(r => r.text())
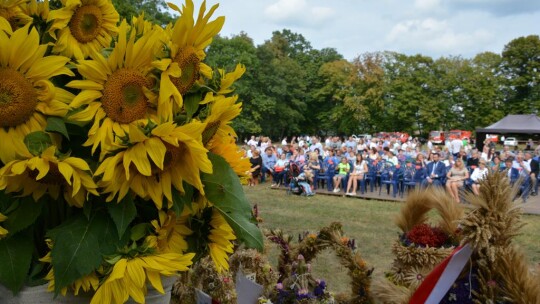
top-left (110, 1), bottom-right (539, 140)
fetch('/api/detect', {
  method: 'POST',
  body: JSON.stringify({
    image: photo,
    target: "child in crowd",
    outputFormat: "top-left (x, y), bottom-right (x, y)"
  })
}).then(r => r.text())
top-left (333, 157), bottom-right (350, 192)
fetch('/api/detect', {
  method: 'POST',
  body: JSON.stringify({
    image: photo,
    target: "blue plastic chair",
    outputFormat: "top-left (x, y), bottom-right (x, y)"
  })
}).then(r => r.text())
top-left (379, 165), bottom-right (402, 197)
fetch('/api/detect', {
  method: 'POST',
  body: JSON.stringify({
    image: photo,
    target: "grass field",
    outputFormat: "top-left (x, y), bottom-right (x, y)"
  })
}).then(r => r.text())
top-left (244, 185), bottom-right (540, 296)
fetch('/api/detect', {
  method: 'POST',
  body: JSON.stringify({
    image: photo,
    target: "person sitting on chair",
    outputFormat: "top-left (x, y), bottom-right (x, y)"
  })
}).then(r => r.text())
top-left (446, 158), bottom-right (469, 203)
top-left (422, 152), bottom-right (446, 188)
top-left (470, 159), bottom-right (489, 195)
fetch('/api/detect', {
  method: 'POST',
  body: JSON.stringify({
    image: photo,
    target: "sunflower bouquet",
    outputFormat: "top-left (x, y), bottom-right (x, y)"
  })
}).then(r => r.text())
top-left (0, 0), bottom-right (262, 303)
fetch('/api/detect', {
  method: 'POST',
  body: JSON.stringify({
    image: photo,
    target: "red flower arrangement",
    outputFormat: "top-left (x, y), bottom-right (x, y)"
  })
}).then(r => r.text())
top-left (406, 223), bottom-right (449, 247)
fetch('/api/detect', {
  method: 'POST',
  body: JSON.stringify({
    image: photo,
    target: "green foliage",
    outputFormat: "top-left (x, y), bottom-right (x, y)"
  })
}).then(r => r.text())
top-left (0, 230), bottom-right (33, 294)
top-left (171, 184), bottom-right (194, 216)
top-left (111, 0), bottom-right (176, 26)
top-left (47, 213), bottom-right (124, 293)
top-left (107, 195), bottom-right (137, 238)
top-left (202, 153), bottom-right (263, 251)
top-left (1, 197), bottom-right (43, 236)
top-left (45, 117), bottom-right (70, 140)
top-left (207, 30), bottom-right (538, 139)
top-left (501, 35), bottom-right (540, 114)
top-left (24, 132), bottom-right (53, 156)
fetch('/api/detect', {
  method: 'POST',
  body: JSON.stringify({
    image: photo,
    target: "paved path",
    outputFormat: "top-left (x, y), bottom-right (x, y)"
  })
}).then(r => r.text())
top-left (269, 185), bottom-right (540, 215)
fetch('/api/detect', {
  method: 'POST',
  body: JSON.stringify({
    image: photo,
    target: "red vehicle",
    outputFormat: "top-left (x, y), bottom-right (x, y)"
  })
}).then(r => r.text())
top-left (429, 130), bottom-right (445, 144)
top-left (447, 130), bottom-right (472, 141)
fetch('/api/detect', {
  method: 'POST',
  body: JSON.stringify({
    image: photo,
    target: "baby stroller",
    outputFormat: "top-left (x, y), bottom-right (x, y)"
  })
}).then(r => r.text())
top-left (288, 172), bottom-right (315, 196)
top-left (285, 162), bottom-right (302, 186)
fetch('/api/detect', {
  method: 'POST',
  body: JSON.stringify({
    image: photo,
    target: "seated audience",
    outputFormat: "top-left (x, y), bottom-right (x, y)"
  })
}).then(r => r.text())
top-left (446, 158), bottom-right (469, 203)
top-left (470, 159), bottom-right (489, 195)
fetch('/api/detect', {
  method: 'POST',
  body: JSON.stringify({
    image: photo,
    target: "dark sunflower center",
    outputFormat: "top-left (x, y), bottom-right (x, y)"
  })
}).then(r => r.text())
top-left (171, 49), bottom-right (200, 95)
top-left (0, 68), bottom-right (38, 128)
top-left (28, 163), bottom-right (65, 185)
top-left (101, 68), bottom-right (150, 124)
top-left (151, 142), bottom-right (185, 175)
top-left (69, 4), bottom-right (103, 43)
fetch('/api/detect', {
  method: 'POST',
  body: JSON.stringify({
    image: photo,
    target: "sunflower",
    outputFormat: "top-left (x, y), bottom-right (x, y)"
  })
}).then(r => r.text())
top-left (0, 0), bottom-right (33, 30)
top-left (0, 145), bottom-right (98, 207)
top-left (155, 0), bottom-right (225, 121)
top-left (67, 20), bottom-right (161, 157)
top-left (21, 0), bottom-right (49, 22)
top-left (47, 0), bottom-right (119, 59)
top-left (210, 138), bottom-right (251, 181)
top-left (0, 212), bottom-right (8, 239)
top-left (145, 210), bottom-right (192, 254)
top-left (95, 121), bottom-right (212, 209)
top-left (216, 63), bottom-right (245, 95)
top-left (208, 209), bottom-right (236, 272)
top-left (89, 252), bottom-right (195, 304)
top-left (202, 95), bottom-right (241, 149)
top-left (0, 22), bottom-right (74, 164)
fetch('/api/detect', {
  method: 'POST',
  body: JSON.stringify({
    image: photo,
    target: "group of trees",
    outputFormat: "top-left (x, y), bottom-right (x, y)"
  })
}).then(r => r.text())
top-left (113, 0), bottom-right (540, 140)
top-left (206, 33), bottom-right (540, 140)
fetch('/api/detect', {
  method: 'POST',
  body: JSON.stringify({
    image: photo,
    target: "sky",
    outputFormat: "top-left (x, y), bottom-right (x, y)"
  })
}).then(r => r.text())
top-left (169, 0), bottom-right (540, 61)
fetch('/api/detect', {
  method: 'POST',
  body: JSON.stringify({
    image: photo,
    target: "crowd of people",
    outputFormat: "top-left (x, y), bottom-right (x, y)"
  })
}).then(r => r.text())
top-left (242, 134), bottom-right (540, 202)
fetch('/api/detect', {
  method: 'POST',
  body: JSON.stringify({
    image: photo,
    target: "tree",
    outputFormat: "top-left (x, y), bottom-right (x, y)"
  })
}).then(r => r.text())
top-left (111, 0), bottom-right (176, 26)
top-left (501, 35), bottom-right (540, 114)
top-left (382, 53), bottom-right (440, 136)
top-left (206, 33), bottom-right (266, 138)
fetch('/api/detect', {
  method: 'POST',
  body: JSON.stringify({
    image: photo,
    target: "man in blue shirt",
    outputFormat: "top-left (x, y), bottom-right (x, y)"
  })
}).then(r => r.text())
top-left (261, 147), bottom-right (277, 183)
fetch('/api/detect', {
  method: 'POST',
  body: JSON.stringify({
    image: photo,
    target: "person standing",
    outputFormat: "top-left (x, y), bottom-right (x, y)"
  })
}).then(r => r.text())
top-left (248, 150), bottom-right (263, 186)
top-left (524, 152), bottom-right (539, 196)
top-left (450, 137), bottom-right (463, 159)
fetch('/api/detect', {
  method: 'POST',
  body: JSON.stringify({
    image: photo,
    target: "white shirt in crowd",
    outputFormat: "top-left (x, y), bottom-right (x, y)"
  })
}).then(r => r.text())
top-left (247, 139), bottom-right (258, 146)
top-left (450, 138), bottom-right (463, 154)
top-left (470, 167), bottom-right (488, 182)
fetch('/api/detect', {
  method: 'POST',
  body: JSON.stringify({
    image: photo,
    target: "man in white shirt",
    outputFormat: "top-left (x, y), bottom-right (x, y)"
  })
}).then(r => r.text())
top-left (309, 137), bottom-right (323, 153)
top-left (247, 136), bottom-right (258, 147)
top-left (450, 138), bottom-right (463, 158)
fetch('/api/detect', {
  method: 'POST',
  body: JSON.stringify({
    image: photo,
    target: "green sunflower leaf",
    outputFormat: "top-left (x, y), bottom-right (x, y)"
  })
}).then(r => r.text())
top-left (47, 214), bottom-right (103, 294)
top-left (201, 153), bottom-right (263, 251)
top-left (171, 183), bottom-right (194, 216)
top-left (184, 93), bottom-right (201, 119)
top-left (0, 229), bottom-right (33, 294)
top-left (3, 196), bottom-right (43, 236)
top-left (45, 117), bottom-right (70, 140)
top-left (23, 131), bottom-right (52, 156)
top-left (107, 195), bottom-right (137, 238)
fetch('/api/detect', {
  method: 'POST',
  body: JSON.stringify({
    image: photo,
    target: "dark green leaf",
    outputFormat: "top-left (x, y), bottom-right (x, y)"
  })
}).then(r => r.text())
top-left (91, 212), bottom-right (128, 255)
top-left (184, 93), bottom-right (200, 119)
top-left (171, 183), bottom-right (194, 216)
top-left (83, 201), bottom-right (92, 220)
top-left (3, 197), bottom-right (42, 235)
top-left (107, 195), bottom-right (136, 238)
top-left (24, 132), bottom-right (52, 155)
top-left (130, 223), bottom-right (150, 242)
top-left (48, 215), bottom-right (102, 294)
top-left (0, 229), bottom-right (33, 293)
top-left (201, 153), bottom-right (263, 251)
top-left (45, 117), bottom-right (70, 140)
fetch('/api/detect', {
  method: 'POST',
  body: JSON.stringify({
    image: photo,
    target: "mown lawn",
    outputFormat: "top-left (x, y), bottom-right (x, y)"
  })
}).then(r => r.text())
top-left (244, 185), bottom-right (540, 296)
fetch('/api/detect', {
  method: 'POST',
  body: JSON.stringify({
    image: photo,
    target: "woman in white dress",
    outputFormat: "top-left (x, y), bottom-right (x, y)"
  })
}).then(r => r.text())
top-left (470, 159), bottom-right (489, 195)
top-left (346, 154), bottom-right (368, 195)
